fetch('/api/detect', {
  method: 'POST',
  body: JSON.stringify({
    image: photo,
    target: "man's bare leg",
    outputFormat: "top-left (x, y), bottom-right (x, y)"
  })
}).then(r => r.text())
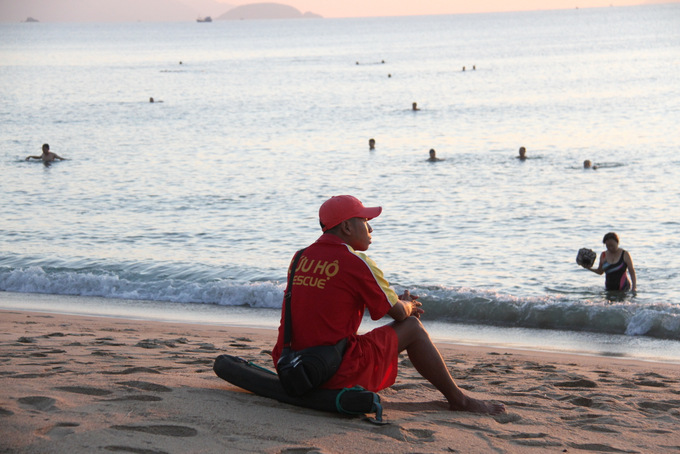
top-left (391, 317), bottom-right (505, 415)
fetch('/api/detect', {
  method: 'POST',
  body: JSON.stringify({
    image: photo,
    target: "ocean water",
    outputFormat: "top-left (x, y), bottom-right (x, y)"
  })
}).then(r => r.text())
top-left (1, 5), bottom-right (680, 361)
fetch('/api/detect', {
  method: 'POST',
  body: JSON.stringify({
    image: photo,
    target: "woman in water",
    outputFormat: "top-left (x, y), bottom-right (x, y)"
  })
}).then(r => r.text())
top-left (586, 232), bottom-right (637, 291)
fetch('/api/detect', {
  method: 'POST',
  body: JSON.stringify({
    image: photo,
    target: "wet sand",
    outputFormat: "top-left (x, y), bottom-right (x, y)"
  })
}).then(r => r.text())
top-left (1, 309), bottom-right (679, 453)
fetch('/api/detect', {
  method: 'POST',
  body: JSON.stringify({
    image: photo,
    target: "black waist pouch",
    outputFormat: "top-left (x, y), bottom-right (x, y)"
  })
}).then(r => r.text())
top-left (277, 338), bottom-right (347, 396)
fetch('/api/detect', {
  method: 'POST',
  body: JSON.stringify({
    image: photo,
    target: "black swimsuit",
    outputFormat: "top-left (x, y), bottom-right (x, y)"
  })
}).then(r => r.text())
top-left (602, 249), bottom-right (630, 291)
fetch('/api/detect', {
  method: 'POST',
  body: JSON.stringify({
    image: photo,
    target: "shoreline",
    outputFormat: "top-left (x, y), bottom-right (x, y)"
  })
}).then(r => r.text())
top-left (2, 308), bottom-right (679, 453)
top-left (2, 290), bottom-right (680, 365)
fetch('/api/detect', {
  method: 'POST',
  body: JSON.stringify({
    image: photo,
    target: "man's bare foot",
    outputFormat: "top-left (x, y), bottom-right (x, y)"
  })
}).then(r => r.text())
top-left (449, 396), bottom-right (506, 415)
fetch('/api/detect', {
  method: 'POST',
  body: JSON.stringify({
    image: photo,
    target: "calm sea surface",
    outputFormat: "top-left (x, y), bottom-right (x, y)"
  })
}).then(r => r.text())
top-left (1, 4), bottom-right (679, 361)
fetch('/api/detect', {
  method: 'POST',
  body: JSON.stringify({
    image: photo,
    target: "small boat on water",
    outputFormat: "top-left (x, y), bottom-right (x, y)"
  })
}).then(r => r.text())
top-left (196, 16), bottom-right (212, 23)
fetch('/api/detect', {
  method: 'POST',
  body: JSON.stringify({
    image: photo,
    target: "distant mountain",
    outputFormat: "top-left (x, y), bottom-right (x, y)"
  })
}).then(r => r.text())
top-left (217, 2), bottom-right (321, 20)
top-left (182, 0), bottom-right (234, 18)
top-left (0, 0), bottom-right (234, 23)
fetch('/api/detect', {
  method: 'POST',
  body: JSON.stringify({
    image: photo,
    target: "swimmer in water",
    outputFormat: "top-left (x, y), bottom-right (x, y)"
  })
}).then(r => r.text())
top-left (517, 147), bottom-right (527, 160)
top-left (369, 138), bottom-right (375, 150)
top-left (427, 149), bottom-right (442, 162)
top-left (25, 144), bottom-right (66, 162)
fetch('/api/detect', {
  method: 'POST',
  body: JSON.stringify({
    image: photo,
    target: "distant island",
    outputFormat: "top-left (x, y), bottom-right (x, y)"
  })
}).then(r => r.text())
top-left (1, 0), bottom-right (320, 23)
top-left (217, 3), bottom-right (321, 20)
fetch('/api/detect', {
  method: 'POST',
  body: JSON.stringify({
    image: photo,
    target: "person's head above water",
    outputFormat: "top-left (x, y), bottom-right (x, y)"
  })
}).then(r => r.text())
top-left (42, 144), bottom-right (50, 153)
top-left (602, 232), bottom-right (620, 252)
top-left (603, 232), bottom-right (619, 244)
top-left (369, 138), bottom-right (375, 150)
top-left (319, 195), bottom-right (382, 232)
top-left (518, 146), bottom-right (526, 159)
top-left (427, 149), bottom-right (442, 162)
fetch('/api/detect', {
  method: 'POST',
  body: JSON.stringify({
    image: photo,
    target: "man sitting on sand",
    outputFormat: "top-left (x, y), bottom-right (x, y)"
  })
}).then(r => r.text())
top-left (25, 144), bottom-right (66, 162)
top-left (271, 195), bottom-right (505, 415)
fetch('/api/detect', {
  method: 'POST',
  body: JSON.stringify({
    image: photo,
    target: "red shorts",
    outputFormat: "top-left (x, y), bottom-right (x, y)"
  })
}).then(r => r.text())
top-left (322, 325), bottom-right (398, 392)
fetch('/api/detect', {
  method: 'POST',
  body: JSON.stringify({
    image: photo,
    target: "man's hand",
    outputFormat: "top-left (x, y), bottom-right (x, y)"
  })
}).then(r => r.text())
top-left (399, 290), bottom-right (424, 318)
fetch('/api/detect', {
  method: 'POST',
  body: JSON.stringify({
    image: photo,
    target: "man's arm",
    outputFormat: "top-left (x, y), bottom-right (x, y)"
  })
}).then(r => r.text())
top-left (25, 155), bottom-right (41, 160)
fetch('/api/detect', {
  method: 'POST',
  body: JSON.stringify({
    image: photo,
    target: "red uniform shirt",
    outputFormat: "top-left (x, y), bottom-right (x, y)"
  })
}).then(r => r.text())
top-left (272, 233), bottom-right (400, 391)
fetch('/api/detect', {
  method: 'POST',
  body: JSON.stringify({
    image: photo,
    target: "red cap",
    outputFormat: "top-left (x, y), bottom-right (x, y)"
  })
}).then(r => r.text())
top-left (319, 195), bottom-right (382, 232)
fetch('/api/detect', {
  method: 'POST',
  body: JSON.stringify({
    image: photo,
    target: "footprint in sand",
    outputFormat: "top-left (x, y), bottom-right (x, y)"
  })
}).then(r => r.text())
top-left (560, 414), bottom-right (626, 429)
top-left (280, 448), bottom-right (333, 454)
top-left (196, 343), bottom-right (217, 351)
top-left (568, 442), bottom-right (636, 453)
top-left (111, 424), bottom-right (198, 437)
top-left (134, 338), bottom-right (190, 349)
top-left (580, 424), bottom-right (620, 433)
top-left (390, 383), bottom-right (421, 391)
top-left (497, 432), bottom-right (562, 448)
top-left (91, 350), bottom-right (120, 357)
top-left (135, 339), bottom-right (173, 349)
top-left (638, 400), bottom-right (680, 412)
top-left (17, 396), bottom-right (58, 411)
top-left (55, 386), bottom-right (113, 396)
top-left (494, 412), bottom-right (522, 424)
top-left (12, 372), bottom-right (55, 379)
top-left (554, 378), bottom-right (597, 388)
top-left (116, 380), bottom-right (172, 392)
top-left (229, 342), bottom-right (258, 349)
top-left (104, 446), bottom-right (170, 454)
top-left (377, 424), bottom-right (435, 442)
top-left (39, 422), bottom-right (80, 439)
top-left (95, 339), bottom-right (126, 346)
top-left (105, 395), bottom-right (163, 402)
top-left (568, 396), bottom-right (594, 407)
top-left (103, 367), bottom-right (162, 375)
top-left (633, 372), bottom-right (674, 387)
top-left (523, 363), bottom-right (557, 371)
top-left (635, 379), bottom-right (668, 388)
top-left (175, 358), bottom-right (213, 366)
top-left (40, 332), bottom-right (67, 338)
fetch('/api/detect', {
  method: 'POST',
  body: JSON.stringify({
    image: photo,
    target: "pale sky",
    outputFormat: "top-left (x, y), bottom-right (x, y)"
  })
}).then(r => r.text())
top-left (221, 0), bottom-right (677, 18)
top-left (1, 0), bottom-right (677, 23)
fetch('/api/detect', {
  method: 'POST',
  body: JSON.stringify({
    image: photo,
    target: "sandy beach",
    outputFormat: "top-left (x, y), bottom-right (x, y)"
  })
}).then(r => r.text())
top-left (1, 309), bottom-right (679, 453)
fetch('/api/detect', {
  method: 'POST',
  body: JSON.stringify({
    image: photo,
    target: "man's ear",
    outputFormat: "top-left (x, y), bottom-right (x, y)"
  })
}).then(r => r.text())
top-left (339, 219), bottom-right (353, 235)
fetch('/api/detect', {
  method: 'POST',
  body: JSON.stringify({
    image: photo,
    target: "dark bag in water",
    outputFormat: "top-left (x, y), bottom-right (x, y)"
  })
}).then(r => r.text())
top-left (276, 338), bottom-right (347, 397)
top-left (576, 248), bottom-right (597, 268)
